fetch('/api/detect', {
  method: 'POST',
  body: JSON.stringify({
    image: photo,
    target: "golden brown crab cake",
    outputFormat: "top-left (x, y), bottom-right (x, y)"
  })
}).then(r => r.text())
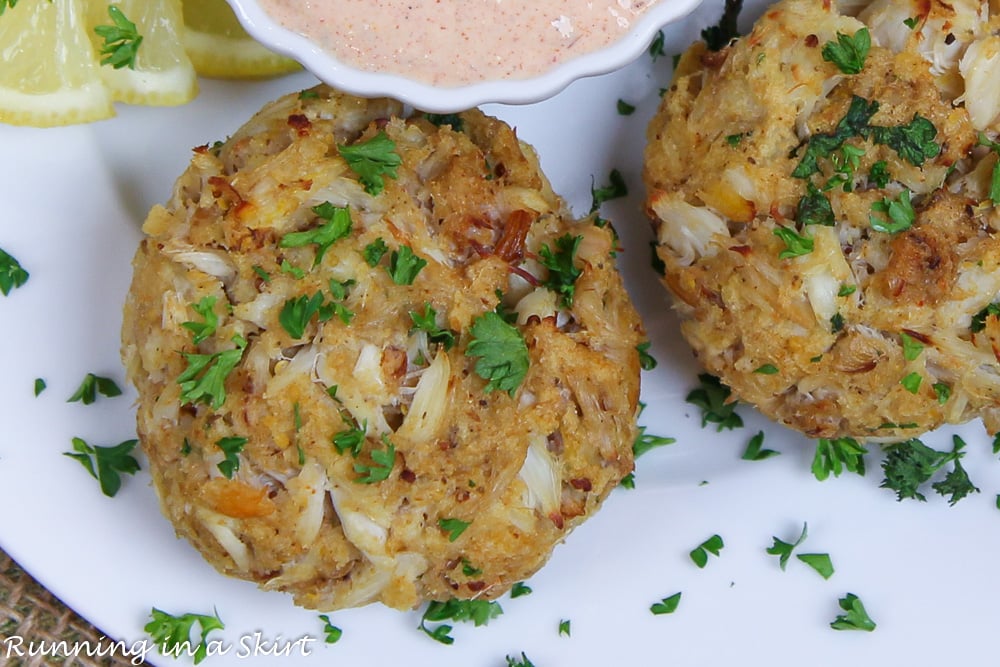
top-left (122, 85), bottom-right (644, 611)
top-left (644, 0), bottom-right (1000, 441)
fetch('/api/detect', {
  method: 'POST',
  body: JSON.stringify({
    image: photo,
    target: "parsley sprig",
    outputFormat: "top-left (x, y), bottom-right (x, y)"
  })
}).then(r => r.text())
top-left (538, 234), bottom-right (583, 308)
top-left (387, 245), bottom-right (427, 285)
top-left (812, 437), bottom-right (867, 481)
top-left (353, 435), bottom-right (396, 483)
top-left (686, 373), bottom-right (743, 430)
top-left (466, 310), bottom-right (530, 396)
top-left (830, 593), bottom-right (876, 632)
top-left (63, 437), bottom-right (139, 497)
top-left (338, 131), bottom-right (401, 195)
top-left (93, 6), bottom-right (143, 70)
top-left (880, 435), bottom-right (979, 504)
top-left (182, 296), bottom-right (219, 344)
top-left (280, 203), bottom-right (352, 266)
top-left (418, 599), bottom-right (503, 645)
top-left (869, 189), bottom-right (915, 234)
top-left (650, 592), bottom-right (682, 615)
top-left (67, 373), bottom-right (122, 405)
top-left (144, 608), bottom-right (225, 665)
top-left (178, 335), bottom-right (247, 409)
top-left (409, 303), bottom-right (456, 349)
top-left (0, 247), bottom-right (28, 296)
top-left (689, 534), bottom-right (724, 568)
top-left (821, 28), bottom-right (871, 75)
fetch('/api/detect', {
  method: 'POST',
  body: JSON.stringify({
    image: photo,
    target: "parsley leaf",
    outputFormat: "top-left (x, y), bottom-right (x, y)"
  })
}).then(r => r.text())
top-left (178, 335), bottom-right (247, 409)
top-left (538, 234), bottom-right (583, 308)
top-left (791, 96), bottom-right (879, 178)
top-left (900, 371), bottom-right (922, 394)
top-left (279, 292), bottom-right (333, 339)
top-left (798, 553), bottom-right (835, 579)
top-left (466, 311), bottom-right (530, 396)
top-left (419, 599), bottom-right (503, 644)
top-left (353, 435), bottom-right (395, 483)
top-left (650, 592), bottom-right (682, 615)
top-left (930, 436), bottom-right (979, 505)
top-left (868, 160), bottom-right (891, 188)
top-left (753, 364), bottom-right (779, 375)
top-left (510, 582), bottom-right (532, 598)
top-left (637, 341), bottom-right (658, 370)
top-left (67, 373), bottom-right (122, 405)
top-left (972, 302), bottom-right (1000, 332)
top-left (182, 296), bottom-right (218, 344)
top-left (590, 169), bottom-right (628, 213)
top-left (812, 437), bottom-right (867, 481)
top-left (821, 28), bottom-right (871, 75)
top-left (933, 382), bottom-right (951, 404)
top-left (409, 303), bottom-right (456, 350)
top-left (617, 99), bottom-right (636, 115)
top-left (633, 427), bottom-right (675, 458)
top-left (686, 373), bottom-right (743, 430)
top-left (33, 378), bottom-right (46, 396)
top-left (830, 593), bottom-right (876, 632)
top-left (438, 517), bottom-right (471, 542)
top-left (689, 534), bottom-right (724, 568)
top-left (279, 203), bottom-right (352, 266)
top-left (701, 0), bottom-right (743, 51)
top-left (865, 114), bottom-right (941, 167)
top-left (93, 6), bottom-right (143, 69)
top-left (363, 237), bottom-right (389, 266)
top-left (63, 437), bottom-right (139, 497)
top-left (337, 131), bottom-right (401, 195)
top-left (0, 0), bottom-right (20, 16)
top-left (869, 189), bottom-right (915, 234)
top-left (386, 245), bottom-right (427, 285)
top-left (0, 247), bottom-right (28, 296)
top-left (558, 619), bottom-right (571, 636)
top-left (796, 183), bottom-right (835, 226)
top-left (144, 608), bottom-right (225, 665)
top-left (899, 331), bottom-right (924, 361)
top-left (317, 615), bottom-right (342, 644)
top-left (879, 436), bottom-right (978, 504)
top-left (742, 430), bottom-right (779, 461)
top-left (766, 522), bottom-right (808, 570)
top-left (773, 225), bottom-right (814, 259)
top-left (332, 418), bottom-right (366, 457)
top-left (506, 652), bottom-right (536, 667)
top-left (648, 30), bottom-right (666, 60)
top-left (216, 436), bottom-right (248, 479)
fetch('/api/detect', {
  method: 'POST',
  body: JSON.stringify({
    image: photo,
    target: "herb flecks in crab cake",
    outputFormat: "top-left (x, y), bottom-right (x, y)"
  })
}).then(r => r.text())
top-left (122, 86), bottom-right (644, 611)
top-left (644, 0), bottom-right (1000, 441)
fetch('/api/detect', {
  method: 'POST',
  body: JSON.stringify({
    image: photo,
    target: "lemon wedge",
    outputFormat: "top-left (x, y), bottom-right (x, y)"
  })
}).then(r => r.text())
top-left (87, 0), bottom-right (198, 106)
top-left (181, 0), bottom-right (301, 79)
top-left (0, 0), bottom-right (114, 127)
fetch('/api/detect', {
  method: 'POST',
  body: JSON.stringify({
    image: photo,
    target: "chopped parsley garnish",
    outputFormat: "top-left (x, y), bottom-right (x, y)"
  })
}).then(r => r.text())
top-left (868, 160), bottom-right (890, 188)
top-left (94, 6), bottom-right (143, 70)
top-left (0, 247), bottom-right (28, 296)
top-left (558, 619), bottom-right (571, 636)
top-left (279, 203), bottom-right (352, 266)
top-left (903, 16), bottom-right (920, 29)
top-left (900, 371), bottom-right (922, 394)
top-left (216, 436), bottom-right (248, 479)
top-left (438, 517), bottom-right (471, 542)
top-left (773, 226), bottom-right (814, 258)
top-left (830, 593), bottom-right (876, 632)
top-left (466, 310), bottom-right (529, 396)
top-left (797, 183), bottom-right (835, 226)
top-left (830, 312), bottom-right (846, 333)
top-left (812, 437), bottom-right (867, 481)
top-left (821, 28), bottom-right (870, 75)
top-left (178, 334), bottom-right (247, 409)
top-left (279, 292), bottom-right (332, 339)
top-left (633, 427), bottom-right (675, 458)
top-left (510, 582), bottom-right (532, 598)
top-left (650, 592), bottom-right (682, 615)
top-left (326, 279), bottom-right (356, 324)
top-left (418, 599), bottom-right (503, 645)
top-left (899, 331), bottom-right (924, 360)
top-left (791, 96), bottom-right (879, 179)
top-left (337, 131), bottom-right (401, 195)
top-left (932, 382), bottom-right (951, 404)
top-left (461, 558), bottom-right (481, 577)
top-left (409, 303), bottom-right (456, 350)
top-left (978, 133), bottom-right (1000, 205)
top-left (280, 259), bottom-right (305, 279)
top-left (725, 133), bottom-right (746, 146)
top-left (318, 615), bottom-right (342, 644)
top-left (538, 234), bottom-right (583, 308)
top-left (0, 0), bottom-right (19, 15)
top-left (63, 437), bottom-right (139, 498)
top-left (617, 99), bottom-right (636, 115)
top-left (798, 553), bottom-right (835, 579)
top-left (866, 114), bottom-right (941, 167)
top-left (838, 284), bottom-right (857, 297)
top-left (590, 169), bottom-right (628, 213)
top-left (742, 430), bottom-right (779, 461)
top-left (689, 534), bottom-right (724, 568)
top-left (880, 435), bottom-right (979, 504)
top-left (67, 373), bottom-right (122, 405)
top-left (386, 245), bottom-right (427, 285)
top-left (144, 608), bottom-right (225, 665)
top-left (332, 418), bottom-right (366, 457)
top-left (33, 378), bottom-right (46, 396)
top-left (825, 144), bottom-right (866, 192)
top-left (766, 522), bottom-right (808, 570)
top-left (971, 302), bottom-right (1000, 332)
top-left (424, 113), bottom-right (464, 131)
top-left (648, 30), bottom-right (666, 60)
top-left (363, 237), bottom-right (389, 266)
top-left (637, 341), bottom-right (658, 370)
top-left (506, 652), bottom-right (536, 667)
top-left (182, 296), bottom-right (218, 344)
top-left (701, 0), bottom-right (742, 51)
top-left (353, 435), bottom-right (396, 483)
top-left (686, 373), bottom-right (743, 430)
top-left (753, 363), bottom-right (779, 375)
top-left (298, 89), bottom-right (320, 100)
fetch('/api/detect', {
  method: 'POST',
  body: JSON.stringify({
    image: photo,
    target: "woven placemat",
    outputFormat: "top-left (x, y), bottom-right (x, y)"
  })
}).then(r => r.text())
top-left (0, 547), bottom-right (145, 666)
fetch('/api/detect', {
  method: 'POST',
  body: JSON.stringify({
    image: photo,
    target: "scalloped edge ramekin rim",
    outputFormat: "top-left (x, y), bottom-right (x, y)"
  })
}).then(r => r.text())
top-left (226, 0), bottom-right (705, 112)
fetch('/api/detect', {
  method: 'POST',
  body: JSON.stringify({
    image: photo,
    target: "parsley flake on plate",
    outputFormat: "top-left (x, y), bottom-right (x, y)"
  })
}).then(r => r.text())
top-left (686, 373), bottom-right (743, 431)
top-left (144, 607), bottom-right (225, 665)
top-left (466, 310), bottom-right (529, 396)
top-left (650, 592), bottom-right (682, 615)
top-left (506, 652), bottom-right (536, 667)
top-left (558, 619), bottom-right (571, 636)
top-left (0, 246), bottom-right (28, 296)
top-left (880, 436), bottom-right (979, 505)
top-left (93, 6), bottom-right (143, 70)
top-left (637, 341), bottom-right (658, 370)
top-left (590, 169), bottom-right (628, 213)
top-left (418, 598), bottom-right (503, 645)
top-left (63, 437), bottom-right (139, 498)
top-left (767, 522), bottom-right (808, 570)
top-left (812, 437), bottom-right (867, 481)
top-left (318, 614), bottom-right (343, 644)
top-left (67, 372), bottom-right (122, 405)
top-left (742, 430), bottom-right (779, 461)
top-left (798, 553), bottom-right (835, 580)
top-left (338, 131), bottom-right (401, 196)
top-left (689, 534), bottom-right (724, 568)
top-left (701, 0), bottom-right (742, 51)
top-left (33, 378), bottom-right (46, 396)
top-left (510, 582), bottom-right (532, 598)
top-left (830, 593), bottom-right (876, 632)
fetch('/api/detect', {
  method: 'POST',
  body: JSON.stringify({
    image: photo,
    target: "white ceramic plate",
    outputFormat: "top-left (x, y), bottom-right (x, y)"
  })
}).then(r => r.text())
top-left (2, 2), bottom-right (999, 665)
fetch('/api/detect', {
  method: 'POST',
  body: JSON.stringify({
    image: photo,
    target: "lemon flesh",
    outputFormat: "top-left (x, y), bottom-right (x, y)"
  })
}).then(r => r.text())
top-left (181, 0), bottom-right (301, 79)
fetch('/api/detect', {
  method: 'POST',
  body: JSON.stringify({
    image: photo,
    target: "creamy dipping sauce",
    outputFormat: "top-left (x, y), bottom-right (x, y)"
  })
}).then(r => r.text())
top-left (258, 0), bottom-right (660, 86)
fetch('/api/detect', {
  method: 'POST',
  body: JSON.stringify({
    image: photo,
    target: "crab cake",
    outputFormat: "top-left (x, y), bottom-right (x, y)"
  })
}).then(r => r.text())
top-left (121, 86), bottom-right (644, 611)
top-left (644, 0), bottom-right (1000, 441)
